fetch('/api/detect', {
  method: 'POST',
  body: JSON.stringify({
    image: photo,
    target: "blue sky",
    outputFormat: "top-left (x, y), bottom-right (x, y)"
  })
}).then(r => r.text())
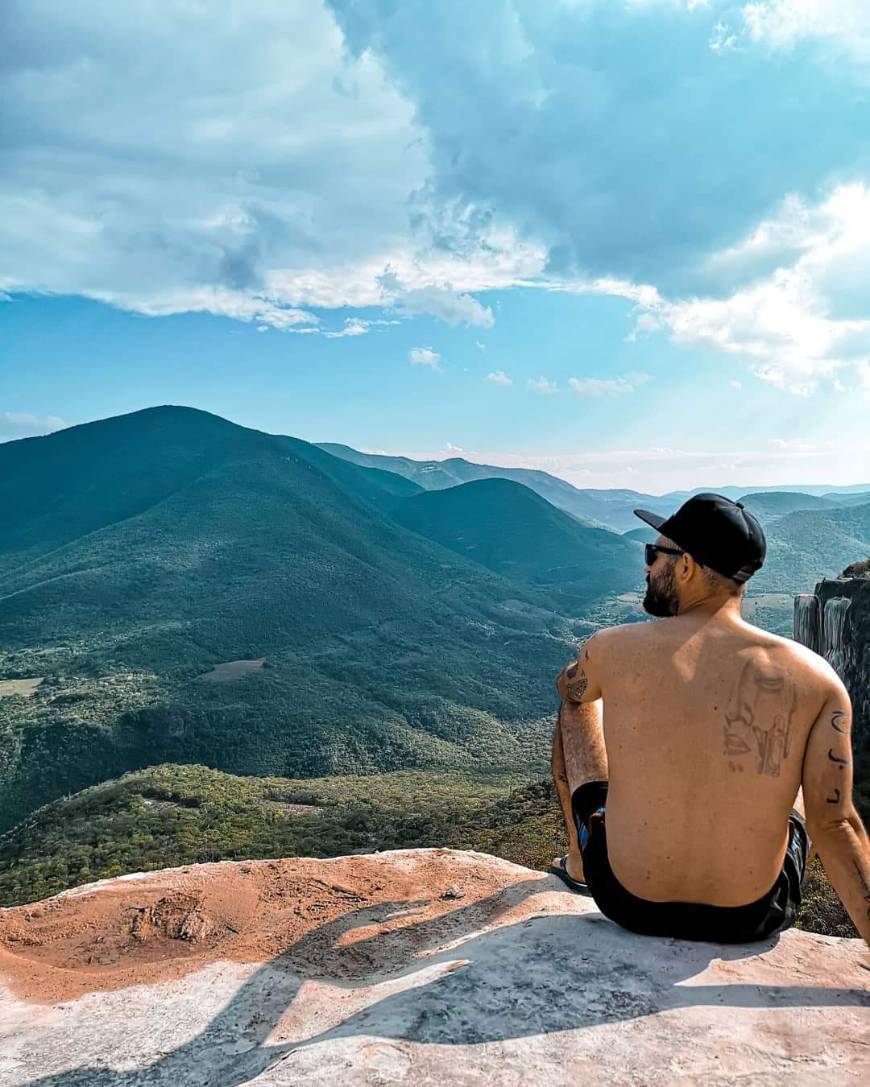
top-left (2, 0), bottom-right (870, 491)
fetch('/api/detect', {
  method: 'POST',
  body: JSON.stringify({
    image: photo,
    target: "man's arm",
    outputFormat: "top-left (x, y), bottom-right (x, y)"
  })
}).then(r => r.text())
top-left (555, 631), bottom-right (605, 704)
top-left (801, 675), bottom-right (870, 944)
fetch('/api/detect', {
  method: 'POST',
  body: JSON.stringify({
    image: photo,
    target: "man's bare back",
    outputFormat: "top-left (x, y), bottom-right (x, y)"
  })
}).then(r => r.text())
top-left (550, 492), bottom-right (870, 944)
top-left (589, 612), bottom-right (826, 907)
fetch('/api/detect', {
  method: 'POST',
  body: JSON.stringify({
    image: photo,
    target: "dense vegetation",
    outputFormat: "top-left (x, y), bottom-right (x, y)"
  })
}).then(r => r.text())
top-left (0, 762), bottom-right (861, 939)
top-left (1, 407), bottom-right (620, 829)
top-left (390, 477), bottom-right (643, 611)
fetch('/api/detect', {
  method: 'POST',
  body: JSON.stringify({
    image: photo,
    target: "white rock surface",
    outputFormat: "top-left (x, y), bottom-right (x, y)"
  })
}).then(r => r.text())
top-left (0, 849), bottom-right (867, 1086)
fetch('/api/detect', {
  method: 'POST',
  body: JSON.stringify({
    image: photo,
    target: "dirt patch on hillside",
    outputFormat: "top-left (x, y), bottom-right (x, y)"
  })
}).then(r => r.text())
top-left (0, 677), bottom-right (44, 699)
top-left (0, 851), bottom-right (544, 1005)
top-left (259, 800), bottom-right (325, 817)
top-left (196, 659), bottom-right (265, 682)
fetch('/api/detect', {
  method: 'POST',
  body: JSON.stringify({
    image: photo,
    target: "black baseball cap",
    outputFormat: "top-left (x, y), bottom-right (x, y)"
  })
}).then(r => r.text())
top-left (633, 492), bottom-right (766, 584)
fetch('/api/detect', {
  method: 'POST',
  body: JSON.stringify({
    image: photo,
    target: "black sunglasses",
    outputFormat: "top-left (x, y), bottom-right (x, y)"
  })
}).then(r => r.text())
top-left (644, 543), bottom-right (683, 566)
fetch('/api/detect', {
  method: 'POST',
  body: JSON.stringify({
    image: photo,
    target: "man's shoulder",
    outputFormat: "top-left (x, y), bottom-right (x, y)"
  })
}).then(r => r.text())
top-left (738, 623), bottom-right (847, 699)
top-left (740, 621), bottom-right (828, 669)
top-left (584, 621), bottom-right (649, 651)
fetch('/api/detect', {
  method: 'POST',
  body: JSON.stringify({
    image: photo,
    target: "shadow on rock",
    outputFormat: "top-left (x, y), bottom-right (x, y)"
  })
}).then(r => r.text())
top-left (28, 878), bottom-right (870, 1086)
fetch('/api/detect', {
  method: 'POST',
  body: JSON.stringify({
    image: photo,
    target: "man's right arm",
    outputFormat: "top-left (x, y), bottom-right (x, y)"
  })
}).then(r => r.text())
top-left (801, 674), bottom-right (870, 944)
top-left (555, 630), bottom-right (606, 704)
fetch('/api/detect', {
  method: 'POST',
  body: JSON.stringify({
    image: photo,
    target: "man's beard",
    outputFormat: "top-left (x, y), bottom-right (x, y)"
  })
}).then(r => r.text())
top-left (642, 561), bottom-right (679, 617)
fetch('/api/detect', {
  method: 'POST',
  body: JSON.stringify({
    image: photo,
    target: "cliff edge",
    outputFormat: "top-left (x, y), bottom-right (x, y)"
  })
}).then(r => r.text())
top-left (0, 849), bottom-right (868, 1086)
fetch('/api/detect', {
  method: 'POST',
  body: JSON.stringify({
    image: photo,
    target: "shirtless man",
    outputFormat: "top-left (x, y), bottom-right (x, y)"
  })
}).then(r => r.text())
top-left (550, 492), bottom-right (870, 944)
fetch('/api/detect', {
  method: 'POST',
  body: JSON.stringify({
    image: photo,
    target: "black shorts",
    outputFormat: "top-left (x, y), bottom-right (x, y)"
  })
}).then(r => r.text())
top-left (572, 781), bottom-right (809, 944)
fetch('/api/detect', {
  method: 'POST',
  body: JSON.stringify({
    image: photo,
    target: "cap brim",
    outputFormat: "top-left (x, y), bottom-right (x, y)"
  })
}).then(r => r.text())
top-left (633, 508), bottom-right (667, 531)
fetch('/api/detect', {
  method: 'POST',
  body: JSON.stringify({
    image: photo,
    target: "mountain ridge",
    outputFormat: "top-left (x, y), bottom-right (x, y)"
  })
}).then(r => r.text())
top-left (0, 406), bottom-right (603, 831)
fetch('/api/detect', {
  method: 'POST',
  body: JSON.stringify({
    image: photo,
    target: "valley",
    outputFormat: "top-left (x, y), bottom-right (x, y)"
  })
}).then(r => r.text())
top-left (0, 405), bottom-right (868, 941)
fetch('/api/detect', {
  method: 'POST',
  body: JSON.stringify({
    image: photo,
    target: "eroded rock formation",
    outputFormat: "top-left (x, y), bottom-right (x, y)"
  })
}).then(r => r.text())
top-left (1, 850), bottom-right (867, 1086)
top-left (795, 575), bottom-right (870, 746)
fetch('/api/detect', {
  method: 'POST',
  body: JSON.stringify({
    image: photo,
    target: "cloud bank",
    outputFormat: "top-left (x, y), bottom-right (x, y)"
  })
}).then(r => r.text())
top-left (4, 0), bottom-right (870, 396)
top-left (0, 412), bottom-right (67, 441)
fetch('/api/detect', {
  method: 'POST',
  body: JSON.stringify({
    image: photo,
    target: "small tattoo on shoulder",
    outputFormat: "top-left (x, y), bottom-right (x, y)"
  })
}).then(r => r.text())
top-left (831, 711), bottom-right (849, 734)
top-left (827, 749), bottom-right (850, 767)
top-left (566, 675), bottom-right (589, 701)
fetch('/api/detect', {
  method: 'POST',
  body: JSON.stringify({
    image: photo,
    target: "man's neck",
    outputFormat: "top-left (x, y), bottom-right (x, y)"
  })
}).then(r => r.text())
top-left (677, 593), bottom-right (743, 621)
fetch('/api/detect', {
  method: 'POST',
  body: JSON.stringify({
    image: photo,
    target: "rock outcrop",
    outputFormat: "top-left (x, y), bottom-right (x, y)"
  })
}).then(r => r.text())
top-left (1, 849), bottom-right (867, 1086)
top-left (795, 575), bottom-right (870, 746)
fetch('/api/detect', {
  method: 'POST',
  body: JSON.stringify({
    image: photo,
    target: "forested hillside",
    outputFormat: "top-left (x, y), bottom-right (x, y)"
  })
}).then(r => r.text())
top-left (0, 407), bottom-right (637, 831)
top-left (3, 760), bottom-right (862, 938)
top-left (390, 477), bottom-right (642, 611)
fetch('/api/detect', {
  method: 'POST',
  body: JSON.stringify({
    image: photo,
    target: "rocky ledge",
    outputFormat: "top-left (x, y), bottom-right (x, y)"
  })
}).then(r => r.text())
top-left (0, 849), bottom-right (868, 1086)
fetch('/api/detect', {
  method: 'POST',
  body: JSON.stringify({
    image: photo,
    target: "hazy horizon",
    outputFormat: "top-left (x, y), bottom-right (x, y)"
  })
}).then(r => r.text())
top-left (3, 402), bottom-right (869, 497)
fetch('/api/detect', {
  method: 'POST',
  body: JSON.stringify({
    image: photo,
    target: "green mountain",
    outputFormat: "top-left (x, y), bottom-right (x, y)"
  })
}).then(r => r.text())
top-left (391, 478), bottom-right (642, 610)
top-left (820, 490), bottom-right (870, 507)
top-left (0, 407), bottom-right (634, 831)
top-left (319, 442), bottom-right (668, 531)
top-left (753, 503), bottom-right (870, 595)
top-left (622, 526), bottom-right (656, 543)
top-left (737, 491), bottom-right (838, 521)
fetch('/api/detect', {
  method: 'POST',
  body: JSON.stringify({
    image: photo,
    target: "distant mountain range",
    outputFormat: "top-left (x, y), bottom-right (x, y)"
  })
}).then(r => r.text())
top-left (1, 406), bottom-right (867, 836)
top-left (319, 442), bottom-right (662, 530)
top-left (319, 442), bottom-right (870, 532)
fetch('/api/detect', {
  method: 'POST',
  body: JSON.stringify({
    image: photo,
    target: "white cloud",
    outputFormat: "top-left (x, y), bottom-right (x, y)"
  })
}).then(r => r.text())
top-left (486, 370), bottom-right (512, 385)
top-left (709, 19), bottom-right (740, 53)
top-left (741, 1), bottom-right (870, 64)
top-left (623, 183), bottom-right (870, 395)
top-left (409, 346), bottom-right (442, 369)
top-left (624, 0), bottom-right (711, 10)
top-left (626, 312), bottom-right (662, 341)
top-left (4, 0), bottom-right (870, 409)
top-left (0, 1), bottom-right (530, 327)
top-left (568, 372), bottom-right (650, 396)
top-left (319, 316), bottom-right (399, 338)
top-left (528, 376), bottom-right (558, 394)
top-left (768, 437), bottom-right (824, 453)
top-left (390, 285), bottom-right (495, 328)
top-left (323, 318), bottom-right (370, 338)
top-left (0, 412), bottom-right (67, 441)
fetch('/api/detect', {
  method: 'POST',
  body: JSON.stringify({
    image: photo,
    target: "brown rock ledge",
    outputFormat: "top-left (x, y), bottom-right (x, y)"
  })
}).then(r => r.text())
top-left (0, 849), bottom-right (867, 1086)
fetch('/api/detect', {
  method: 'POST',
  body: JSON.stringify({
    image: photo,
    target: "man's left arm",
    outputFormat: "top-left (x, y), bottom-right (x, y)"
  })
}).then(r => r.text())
top-left (556, 631), bottom-right (606, 704)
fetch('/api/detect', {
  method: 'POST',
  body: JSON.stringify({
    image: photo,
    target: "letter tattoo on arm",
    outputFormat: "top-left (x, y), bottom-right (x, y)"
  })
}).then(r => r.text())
top-left (828, 749), bottom-right (850, 767)
top-left (826, 788), bottom-right (842, 805)
top-left (830, 710), bottom-right (849, 734)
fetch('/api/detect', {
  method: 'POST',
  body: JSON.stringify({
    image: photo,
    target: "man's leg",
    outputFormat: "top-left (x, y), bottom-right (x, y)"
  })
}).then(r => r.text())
top-left (550, 698), bottom-right (608, 883)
